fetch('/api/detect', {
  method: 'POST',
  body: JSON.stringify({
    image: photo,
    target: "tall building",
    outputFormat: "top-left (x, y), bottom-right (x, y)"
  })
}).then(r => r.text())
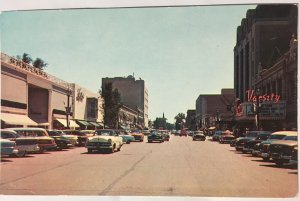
top-left (102, 75), bottom-right (149, 128)
top-left (233, 4), bottom-right (297, 131)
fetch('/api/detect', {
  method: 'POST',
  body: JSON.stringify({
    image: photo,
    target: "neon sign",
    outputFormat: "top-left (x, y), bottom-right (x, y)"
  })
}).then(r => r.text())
top-left (246, 90), bottom-right (280, 103)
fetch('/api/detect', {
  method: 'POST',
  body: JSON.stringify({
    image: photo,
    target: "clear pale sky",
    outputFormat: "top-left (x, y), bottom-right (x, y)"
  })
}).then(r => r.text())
top-left (1, 3), bottom-right (257, 123)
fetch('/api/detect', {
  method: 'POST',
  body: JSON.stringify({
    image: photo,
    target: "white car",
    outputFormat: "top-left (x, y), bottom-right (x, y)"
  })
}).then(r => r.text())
top-left (85, 129), bottom-right (123, 153)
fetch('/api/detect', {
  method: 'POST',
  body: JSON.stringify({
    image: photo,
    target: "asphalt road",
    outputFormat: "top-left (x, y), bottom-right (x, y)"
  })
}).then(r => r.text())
top-left (0, 135), bottom-right (298, 198)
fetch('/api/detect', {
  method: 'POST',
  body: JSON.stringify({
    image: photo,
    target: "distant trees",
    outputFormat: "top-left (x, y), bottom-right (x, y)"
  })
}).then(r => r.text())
top-left (16, 53), bottom-right (48, 70)
top-left (101, 82), bottom-right (121, 129)
top-left (174, 113), bottom-right (186, 130)
top-left (153, 117), bottom-right (167, 129)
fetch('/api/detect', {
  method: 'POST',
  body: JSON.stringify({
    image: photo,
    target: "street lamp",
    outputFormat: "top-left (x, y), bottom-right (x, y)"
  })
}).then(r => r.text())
top-left (65, 88), bottom-right (72, 129)
top-left (255, 88), bottom-right (261, 130)
top-left (216, 110), bottom-right (220, 130)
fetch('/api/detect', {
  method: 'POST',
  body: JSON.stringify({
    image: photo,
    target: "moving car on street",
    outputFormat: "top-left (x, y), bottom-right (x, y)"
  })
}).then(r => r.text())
top-left (148, 131), bottom-right (164, 143)
top-left (192, 131), bottom-right (206, 141)
top-left (219, 130), bottom-right (235, 144)
top-left (85, 129), bottom-right (123, 153)
top-left (158, 130), bottom-right (170, 141)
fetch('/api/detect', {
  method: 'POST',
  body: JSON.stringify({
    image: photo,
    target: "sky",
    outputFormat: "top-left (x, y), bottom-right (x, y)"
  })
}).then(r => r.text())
top-left (1, 3), bottom-right (257, 123)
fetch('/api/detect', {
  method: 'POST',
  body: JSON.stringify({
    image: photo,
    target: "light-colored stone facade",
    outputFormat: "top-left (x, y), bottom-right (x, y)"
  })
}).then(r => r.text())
top-left (1, 52), bottom-right (103, 129)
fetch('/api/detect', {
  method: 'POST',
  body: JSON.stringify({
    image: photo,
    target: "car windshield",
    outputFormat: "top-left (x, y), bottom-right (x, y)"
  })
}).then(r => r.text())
top-left (269, 134), bottom-right (286, 140)
top-left (256, 134), bottom-right (270, 140)
top-left (14, 130), bottom-right (48, 137)
top-left (47, 131), bottom-right (61, 136)
top-left (282, 136), bottom-right (297, 141)
top-left (96, 130), bottom-right (114, 136)
top-left (246, 131), bottom-right (258, 137)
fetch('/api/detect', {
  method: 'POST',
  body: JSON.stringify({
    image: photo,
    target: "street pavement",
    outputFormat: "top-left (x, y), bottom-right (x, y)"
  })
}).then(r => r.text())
top-left (0, 135), bottom-right (298, 198)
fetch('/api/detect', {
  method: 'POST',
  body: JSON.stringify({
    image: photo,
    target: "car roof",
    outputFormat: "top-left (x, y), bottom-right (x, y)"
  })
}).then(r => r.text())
top-left (271, 131), bottom-right (297, 136)
top-left (5, 127), bottom-right (47, 131)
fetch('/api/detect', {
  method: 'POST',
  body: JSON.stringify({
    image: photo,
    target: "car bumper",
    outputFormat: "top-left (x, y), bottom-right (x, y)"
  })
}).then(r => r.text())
top-left (16, 145), bottom-right (40, 153)
top-left (1, 147), bottom-right (18, 156)
top-left (271, 153), bottom-right (292, 160)
top-left (86, 145), bottom-right (113, 150)
top-left (261, 152), bottom-right (270, 158)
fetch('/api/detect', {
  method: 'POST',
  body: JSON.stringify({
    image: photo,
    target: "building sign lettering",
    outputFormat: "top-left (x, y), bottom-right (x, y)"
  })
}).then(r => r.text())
top-left (246, 90), bottom-right (280, 103)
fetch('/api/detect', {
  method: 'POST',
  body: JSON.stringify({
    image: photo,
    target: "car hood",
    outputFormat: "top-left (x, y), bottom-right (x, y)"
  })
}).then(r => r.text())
top-left (237, 137), bottom-right (255, 141)
top-left (271, 140), bottom-right (298, 146)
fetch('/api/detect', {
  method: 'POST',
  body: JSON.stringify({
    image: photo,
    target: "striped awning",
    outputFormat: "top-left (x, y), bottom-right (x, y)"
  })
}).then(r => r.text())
top-left (76, 120), bottom-right (91, 126)
top-left (55, 118), bottom-right (79, 128)
top-left (1, 113), bottom-right (38, 126)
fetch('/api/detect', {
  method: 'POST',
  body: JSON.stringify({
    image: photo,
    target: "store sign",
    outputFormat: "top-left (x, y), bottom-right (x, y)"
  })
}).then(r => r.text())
top-left (246, 90), bottom-right (281, 103)
top-left (236, 101), bottom-right (286, 119)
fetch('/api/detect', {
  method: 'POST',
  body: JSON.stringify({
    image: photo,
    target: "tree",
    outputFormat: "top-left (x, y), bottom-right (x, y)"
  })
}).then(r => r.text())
top-left (153, 117), bottom-right (167, 129)
top-left (16, 53), bottom-right (32, 64)
top-left (174, 113), bottom-right (186, 130)
top-left (33, 58), bottom-right (48, 70)
top-left (101, 83), bottom-right (121, 129)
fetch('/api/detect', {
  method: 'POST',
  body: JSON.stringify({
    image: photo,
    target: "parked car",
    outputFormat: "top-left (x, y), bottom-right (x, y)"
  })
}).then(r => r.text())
top-left (212, 130), bottom-right (223, 141)
top-left (1, 129), bottom-right (40, 157)
top-left (259, 131), bottom-right (296, 161)
top-left (269, 134), bottom-right (297, 166)
top-left (148, 131), bottom-right (164, 143)
top-left (130, 130), bottom-right (144, 142)
top-left (115, 130), bottom-right (135, 144)
top-left (85, 129), bottom-right (123, 153)
top-left (7, 128), bottom-right (57, 153)
top-left (142, 130), bottom-right (151, 136)
top-left (175, 130), bottom-right (181, 136)
top-left (63, 130), bottom-right (88, 146)
top-left (46, 130), bottom-right (75, 150)
top-left (1, 138), bottom-right (18, 157)
top-left (235, 131), bottom-right (266, 151)
top-left (219, 131), bottom-right (235, 144)
top-left (192, 131), bottom-right (206, 141)
top-left (242, 131), bottom-right (271, 154)
top-left (80, 130), bottom-right (95, 137)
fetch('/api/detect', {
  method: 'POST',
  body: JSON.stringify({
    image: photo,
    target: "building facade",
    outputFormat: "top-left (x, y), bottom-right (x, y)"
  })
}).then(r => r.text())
top-left (234, 5), bottom-right (297, 131)
top-left (196, 89), bottom-right (235, 130)
top-left (1, 52), bottom-right (103, 129)
top-left (102, 75), bottom-right (149, 129)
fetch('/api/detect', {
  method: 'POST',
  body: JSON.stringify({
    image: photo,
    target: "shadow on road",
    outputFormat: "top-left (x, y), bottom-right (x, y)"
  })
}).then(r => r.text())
top-left (0, 158), bottom-right (13, 162)
top-left (81, 150), bottom-right (114, 155)
top-left (259, 163), bottom-right (298, 170)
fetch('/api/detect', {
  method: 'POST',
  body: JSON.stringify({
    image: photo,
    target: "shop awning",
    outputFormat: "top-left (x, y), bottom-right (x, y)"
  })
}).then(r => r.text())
top-left (88, 122), bottom-right (99, 127)
top-left (55, 118), bottom-right (79, 128)
top-left (1, 113), bottom-right (38, 126)
top-left (76, 120), bottom-right (91, 127)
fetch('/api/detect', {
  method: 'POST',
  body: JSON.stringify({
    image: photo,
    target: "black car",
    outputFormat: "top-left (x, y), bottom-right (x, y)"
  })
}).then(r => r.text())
top-left (63, 130), bottom-right (88, 146)
top-left (148, 132), bottom-right (164, 143)
top-left (235, 131), bottom-right (270, 152)
top-left (242, 131), bottom-right (271, 154)
top-left (47, 130), bottom-right (73, 150)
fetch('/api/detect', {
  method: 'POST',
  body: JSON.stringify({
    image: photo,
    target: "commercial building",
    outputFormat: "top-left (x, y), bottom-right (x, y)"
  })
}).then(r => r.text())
top-left (102, 75), bottom-right (149, 129)
top-left (1, 52), bottom-right (103, 129)
top-left (234, 4), bottom-right (297, 131)
top-left (196, 89), bottom-right (235, 130)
